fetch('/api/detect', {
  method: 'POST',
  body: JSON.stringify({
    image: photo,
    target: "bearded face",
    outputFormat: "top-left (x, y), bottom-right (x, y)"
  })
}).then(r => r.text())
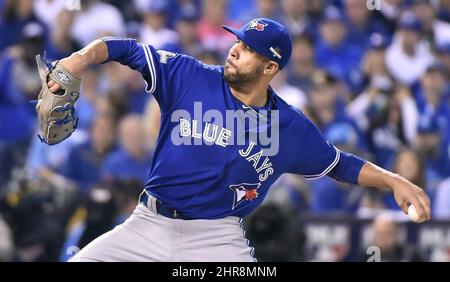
top-left (224, 59), bottom-right (265, 86)
top-left (223, 40), bottom-right (269, 87)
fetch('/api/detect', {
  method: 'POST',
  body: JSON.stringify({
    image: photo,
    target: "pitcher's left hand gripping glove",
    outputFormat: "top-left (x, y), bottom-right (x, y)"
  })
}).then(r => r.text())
top-left (34, 54), bottom-right (80, 145)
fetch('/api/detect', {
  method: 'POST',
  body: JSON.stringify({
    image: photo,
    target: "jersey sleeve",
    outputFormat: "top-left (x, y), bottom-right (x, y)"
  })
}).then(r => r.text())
top-left (101, 37), bottom-right (200, 113)
top-left (288, 114), bottom-right (340, 180)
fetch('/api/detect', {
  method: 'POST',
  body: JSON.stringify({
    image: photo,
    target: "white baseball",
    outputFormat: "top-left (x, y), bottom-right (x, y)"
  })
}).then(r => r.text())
top-left (408, 205), bottom-right (422, 223)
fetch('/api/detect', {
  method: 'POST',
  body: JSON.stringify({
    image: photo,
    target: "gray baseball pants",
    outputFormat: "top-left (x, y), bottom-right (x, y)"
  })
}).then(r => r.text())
top-left (69, 194), bottom-right (256, 262)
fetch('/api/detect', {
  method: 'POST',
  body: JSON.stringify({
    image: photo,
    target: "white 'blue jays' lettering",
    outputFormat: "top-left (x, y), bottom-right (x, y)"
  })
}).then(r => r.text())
top-left (179, 118), bottom-right (232, 147)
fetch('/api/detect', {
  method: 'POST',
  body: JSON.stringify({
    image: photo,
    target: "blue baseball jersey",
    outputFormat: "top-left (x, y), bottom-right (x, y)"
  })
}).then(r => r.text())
top-left (104, 38), bottom-right (341, 219)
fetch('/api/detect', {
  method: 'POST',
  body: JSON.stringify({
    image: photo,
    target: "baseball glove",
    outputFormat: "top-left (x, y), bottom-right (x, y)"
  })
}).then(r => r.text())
top-left (35, 54), bottom-right (80, 145)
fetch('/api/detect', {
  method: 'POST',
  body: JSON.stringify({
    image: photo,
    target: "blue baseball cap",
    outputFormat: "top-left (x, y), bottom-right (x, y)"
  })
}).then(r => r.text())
top-left (325, 123), bottom-right (358, 145)
top-left (426, 62), bottom-right (446, 74)
top-left (222, 18), bottom-right (293, 69)
top-left (398, 12), bottom-right (422, 31)
top-left (436, 43), bottom-right (450, 54)
top-left (176, 9), bottom-right (199, 22)
top-left (146, 0), bottom-right (169, 14)
top-left (321, 6), bottom-right (345, 23)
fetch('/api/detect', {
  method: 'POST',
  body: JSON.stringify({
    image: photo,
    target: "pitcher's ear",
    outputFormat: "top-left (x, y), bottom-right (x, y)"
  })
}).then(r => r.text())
top-left (263, 61), bottom-right (279, 75)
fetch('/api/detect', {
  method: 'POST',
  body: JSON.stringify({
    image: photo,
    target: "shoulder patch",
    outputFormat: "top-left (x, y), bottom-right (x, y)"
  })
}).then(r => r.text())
top-left (156, 50), bottom-right (178, 64)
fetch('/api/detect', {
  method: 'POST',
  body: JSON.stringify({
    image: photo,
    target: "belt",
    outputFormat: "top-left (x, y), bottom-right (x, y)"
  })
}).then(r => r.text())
top-left (139, 190), bottom-right (191, 220)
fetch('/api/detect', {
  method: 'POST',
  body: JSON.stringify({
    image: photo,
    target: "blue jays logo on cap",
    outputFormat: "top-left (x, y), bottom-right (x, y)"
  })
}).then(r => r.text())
top-left (223, 18), bottom-right (293, 69)
top-left (247, 20), bottom-right (268, 31)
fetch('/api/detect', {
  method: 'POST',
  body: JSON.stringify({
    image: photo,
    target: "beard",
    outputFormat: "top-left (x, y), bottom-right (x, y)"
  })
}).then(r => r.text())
top-left (224, 63), bottom-right (265, 86)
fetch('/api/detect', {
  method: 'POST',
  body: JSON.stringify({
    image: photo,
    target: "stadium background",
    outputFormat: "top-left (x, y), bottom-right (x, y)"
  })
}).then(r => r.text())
top-left (0, 0), bottom-right (449, 262)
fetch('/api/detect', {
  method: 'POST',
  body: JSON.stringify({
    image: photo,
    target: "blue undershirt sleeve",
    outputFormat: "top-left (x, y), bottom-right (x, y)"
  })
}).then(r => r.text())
top-left (327, 150), bottom-right (367, 185)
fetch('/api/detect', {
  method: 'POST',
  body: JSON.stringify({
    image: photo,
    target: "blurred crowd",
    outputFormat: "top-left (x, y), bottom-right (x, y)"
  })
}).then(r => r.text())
top-left (0, 0), bottom-right (449, 261)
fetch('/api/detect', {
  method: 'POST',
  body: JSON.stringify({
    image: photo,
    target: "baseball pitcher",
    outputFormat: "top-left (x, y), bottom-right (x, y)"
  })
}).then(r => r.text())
top-left (35, 18), bottom-right (431, 262)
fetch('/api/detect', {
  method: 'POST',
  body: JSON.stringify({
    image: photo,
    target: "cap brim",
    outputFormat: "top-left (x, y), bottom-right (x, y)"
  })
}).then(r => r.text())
top-left (222, 25), bottom-right (245, 41)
